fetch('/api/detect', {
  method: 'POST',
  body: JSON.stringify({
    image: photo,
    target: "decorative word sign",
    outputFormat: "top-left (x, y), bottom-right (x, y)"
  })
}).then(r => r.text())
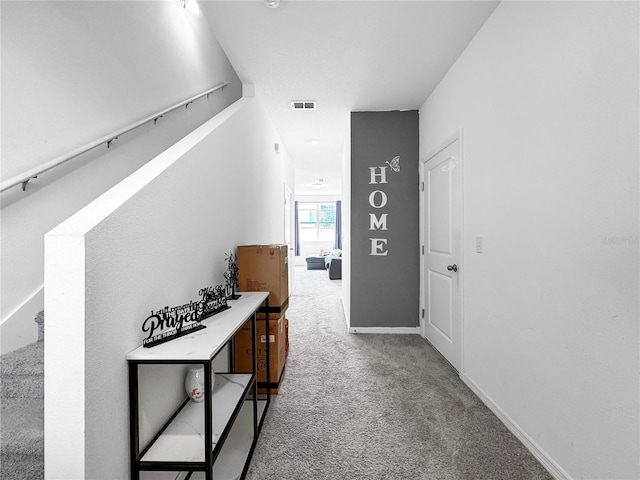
top-left (368, 156), bottom-right (400, 256)
top-left (199, 284), bottom-right (231, 319)
top-left (224, 251), bottom-right (241, 299)
top-left (142, 300), bottom-right (206, 348)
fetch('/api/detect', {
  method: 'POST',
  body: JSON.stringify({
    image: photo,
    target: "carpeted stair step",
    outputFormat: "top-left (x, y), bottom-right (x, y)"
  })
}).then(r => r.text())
top-left (0, 342), bottom-right (44, 399)
top-left (0, 453), bottom-right (44, 480)
top-left (0, 383), bottom-right (44, 479)
top-left (1, 316), bottom-right (44, 480)
top-left (1, 397), bottom-right (44, 455)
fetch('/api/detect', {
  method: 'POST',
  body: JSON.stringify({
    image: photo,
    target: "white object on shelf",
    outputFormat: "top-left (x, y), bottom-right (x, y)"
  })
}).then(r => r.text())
top-left (185, 365), bottom-right (206, 403)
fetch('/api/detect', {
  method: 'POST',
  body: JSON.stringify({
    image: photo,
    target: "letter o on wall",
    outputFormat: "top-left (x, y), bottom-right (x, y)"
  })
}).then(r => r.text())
top-left (368, 190), bottom-right (388, 209)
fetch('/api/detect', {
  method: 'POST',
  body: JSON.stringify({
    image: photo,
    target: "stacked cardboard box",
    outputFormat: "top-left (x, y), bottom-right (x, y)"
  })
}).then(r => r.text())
top-left (233, 314), bottom-right (286, 392)
top-left (234, 245), bottom-right (289, 393)
top-left (237, 244), bottom-right (288, 309)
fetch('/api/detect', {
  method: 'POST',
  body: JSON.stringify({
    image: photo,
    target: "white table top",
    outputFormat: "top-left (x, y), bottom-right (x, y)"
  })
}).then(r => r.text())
top-left (126, 291), bottom-right (268, 362)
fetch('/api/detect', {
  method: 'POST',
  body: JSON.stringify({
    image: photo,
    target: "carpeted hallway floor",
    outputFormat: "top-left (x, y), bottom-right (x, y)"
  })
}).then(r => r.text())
top-left (0, 270), bottom-right (553, 479)
top-left (245, 268), bottom-right (553, 480)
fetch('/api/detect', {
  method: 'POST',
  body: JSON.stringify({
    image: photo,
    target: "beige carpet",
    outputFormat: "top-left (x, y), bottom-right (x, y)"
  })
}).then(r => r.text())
top-left (246, 268), bottom-right (552, 480)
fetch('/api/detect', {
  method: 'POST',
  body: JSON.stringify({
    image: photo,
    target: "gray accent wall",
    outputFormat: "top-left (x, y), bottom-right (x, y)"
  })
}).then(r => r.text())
top-left (350, 111), bottom-right (419, 328)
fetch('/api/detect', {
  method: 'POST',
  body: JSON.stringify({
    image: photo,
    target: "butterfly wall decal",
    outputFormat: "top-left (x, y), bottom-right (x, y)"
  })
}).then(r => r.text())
top-left (386, 156), bottom-right (400, 172)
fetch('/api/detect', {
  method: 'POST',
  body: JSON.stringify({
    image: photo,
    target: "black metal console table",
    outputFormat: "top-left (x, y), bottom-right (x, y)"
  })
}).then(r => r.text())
top-left (127, 291), bottom-right (270, 480)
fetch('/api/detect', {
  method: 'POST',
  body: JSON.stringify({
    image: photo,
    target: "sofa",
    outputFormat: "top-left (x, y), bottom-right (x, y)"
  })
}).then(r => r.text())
top-left (327, 257), bottom-right (342, 280)
top-left (305, 255), bottom-right (327, 270)
top-left (325, 249), bottom-right (342, 280)
top-left (304, 249), bottom-right (342, 280)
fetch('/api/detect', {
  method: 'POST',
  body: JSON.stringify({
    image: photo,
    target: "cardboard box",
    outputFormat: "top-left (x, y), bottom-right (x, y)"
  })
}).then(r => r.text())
top-left (256, 303), bottom-right (288, 321)
top-left (233, 315), bottom-right (286, 385)
top-left (249, 366), bottom-right (286, 396)
top-left (258, 367), bottom-right (286, 395)
top-left (238, 245), bottom-right (289, 308)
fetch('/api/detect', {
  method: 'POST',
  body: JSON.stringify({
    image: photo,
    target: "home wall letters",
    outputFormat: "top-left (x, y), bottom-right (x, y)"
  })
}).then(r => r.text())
top-left (367, 156), bottom-right (400, 256)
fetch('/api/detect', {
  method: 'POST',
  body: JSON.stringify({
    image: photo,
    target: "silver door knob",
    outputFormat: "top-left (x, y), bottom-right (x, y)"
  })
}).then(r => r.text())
top-left (447, 264), bottom-right (458, 273)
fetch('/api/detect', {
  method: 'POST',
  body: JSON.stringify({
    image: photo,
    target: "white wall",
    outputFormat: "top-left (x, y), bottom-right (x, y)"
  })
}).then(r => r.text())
top-left (419, 2), bottom-right (639, 479)
top-left (1, 1), bottom-right (242, 353)
top-left (342, 120), bottom-right (352, 329)
top-left (44, 93), bottom-right (294, 479)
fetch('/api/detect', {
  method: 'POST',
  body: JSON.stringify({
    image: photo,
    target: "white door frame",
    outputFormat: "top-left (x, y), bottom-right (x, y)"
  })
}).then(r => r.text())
top-left (284, 183), bottom-right (295, 295)
top-left (419, 130), bottom-right (464, 372)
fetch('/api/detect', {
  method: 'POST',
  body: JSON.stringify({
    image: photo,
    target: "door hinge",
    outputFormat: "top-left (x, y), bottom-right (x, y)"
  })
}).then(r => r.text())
top-left (421, 245), bottom-right (424, 255)
top-left (421, 308), bottom-right (425, 318)
top-left (421, 181), bottom-right (424, 191)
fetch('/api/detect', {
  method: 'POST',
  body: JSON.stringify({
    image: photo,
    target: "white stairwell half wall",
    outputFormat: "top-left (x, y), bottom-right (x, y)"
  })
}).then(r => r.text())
top-left (44, 91), bottom-right (294, 480)
top-left (1, 0), bottom-right (242, 356)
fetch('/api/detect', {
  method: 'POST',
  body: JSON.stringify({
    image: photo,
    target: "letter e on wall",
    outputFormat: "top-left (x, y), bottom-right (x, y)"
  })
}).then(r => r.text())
top-left (369, 238), bottom-right (388, 256)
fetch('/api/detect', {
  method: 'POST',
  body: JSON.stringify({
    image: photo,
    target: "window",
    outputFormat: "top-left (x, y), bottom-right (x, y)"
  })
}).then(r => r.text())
top-left (298, 203), bottom-right (336, 242)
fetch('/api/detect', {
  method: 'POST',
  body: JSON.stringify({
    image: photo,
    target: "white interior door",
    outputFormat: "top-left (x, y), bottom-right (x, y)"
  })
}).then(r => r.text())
top-left (421, 136), bottom-right (462, 371)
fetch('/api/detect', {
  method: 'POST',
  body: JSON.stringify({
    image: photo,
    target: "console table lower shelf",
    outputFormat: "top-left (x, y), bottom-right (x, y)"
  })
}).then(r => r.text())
top-left (136, 374), bottom-right (268, 480)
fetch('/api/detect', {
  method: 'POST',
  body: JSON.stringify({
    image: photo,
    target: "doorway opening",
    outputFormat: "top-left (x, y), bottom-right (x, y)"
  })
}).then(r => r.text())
top-left (294, 201), bottom-right (342, 266)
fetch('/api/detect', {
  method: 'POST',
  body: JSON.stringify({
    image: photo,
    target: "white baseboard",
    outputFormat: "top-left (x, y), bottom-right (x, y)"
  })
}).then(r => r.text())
top-left (460, 373), bottom-right (571, 480)
top-left (1, 286), bottom-right (43, 354)
top-left (349, 326), bottom-right (420, 334)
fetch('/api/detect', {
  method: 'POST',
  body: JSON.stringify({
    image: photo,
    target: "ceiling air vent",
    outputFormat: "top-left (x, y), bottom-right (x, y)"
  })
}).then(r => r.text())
top-left (291, 101), bottom-right (317, 111)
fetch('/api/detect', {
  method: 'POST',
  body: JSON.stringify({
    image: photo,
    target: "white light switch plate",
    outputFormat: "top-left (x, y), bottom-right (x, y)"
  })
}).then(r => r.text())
top-left (475, 236), bottom-right (484, 253)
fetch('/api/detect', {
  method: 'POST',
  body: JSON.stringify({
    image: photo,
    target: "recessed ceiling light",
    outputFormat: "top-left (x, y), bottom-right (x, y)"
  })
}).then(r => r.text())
top-left (264, 0), bottom-right (280, 8)
top-left (309, 139), bottom-right (319, 146)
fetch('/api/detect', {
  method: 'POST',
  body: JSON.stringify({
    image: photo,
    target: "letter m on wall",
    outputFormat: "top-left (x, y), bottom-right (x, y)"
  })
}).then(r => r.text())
top-left (369, 213), bottom-right (388, 231)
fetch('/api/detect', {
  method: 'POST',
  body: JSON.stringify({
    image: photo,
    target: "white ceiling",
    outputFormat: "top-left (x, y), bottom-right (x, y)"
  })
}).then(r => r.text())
top-left (201, 0), bottom-right (499, 196)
